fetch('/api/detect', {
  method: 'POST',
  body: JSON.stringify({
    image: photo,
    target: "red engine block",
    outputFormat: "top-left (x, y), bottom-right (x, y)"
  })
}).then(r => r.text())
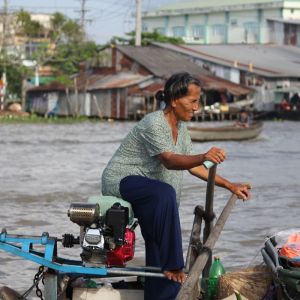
top-left (106, 228), bottom-right (135, 267)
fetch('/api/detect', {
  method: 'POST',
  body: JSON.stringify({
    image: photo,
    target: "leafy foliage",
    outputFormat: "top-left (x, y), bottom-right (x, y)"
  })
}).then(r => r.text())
top-left (40, 13), bottom-right (98, 78)
top-left (49, 12), bottom-right (84, 43)
top-left (112, 30), bottom-right (185, 46)
top-left (49, 41), bottom-right (98, 76)
top-left (0, 58), bottom-right (33, 98)
top-left (0, 10), bottom-right (101, 100)
top-left (16, 10), bottom-right (45, 38)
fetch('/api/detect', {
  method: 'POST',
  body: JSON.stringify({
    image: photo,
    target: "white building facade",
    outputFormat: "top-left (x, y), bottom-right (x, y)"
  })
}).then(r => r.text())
top-left (142, 0), bottom-right (300, 44)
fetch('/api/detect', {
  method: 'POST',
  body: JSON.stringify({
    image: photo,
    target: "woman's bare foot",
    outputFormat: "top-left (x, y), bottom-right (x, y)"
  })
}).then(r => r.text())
top-left (163, 269), bottom-right (187, 284)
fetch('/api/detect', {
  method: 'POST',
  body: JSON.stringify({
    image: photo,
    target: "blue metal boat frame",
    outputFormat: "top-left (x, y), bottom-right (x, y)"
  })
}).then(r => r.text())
top-left (0, 230), bottom-right (108, 276)
top-left (0, 229), bottom-right (167, 279)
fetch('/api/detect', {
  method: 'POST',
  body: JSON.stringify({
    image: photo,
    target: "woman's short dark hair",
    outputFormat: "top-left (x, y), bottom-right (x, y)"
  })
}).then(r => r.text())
top-left (155, 72), bottom-right (201, 106)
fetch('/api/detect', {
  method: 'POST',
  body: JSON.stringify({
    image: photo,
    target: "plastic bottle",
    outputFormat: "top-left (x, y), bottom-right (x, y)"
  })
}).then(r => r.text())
top-left (207, 256), bottom-right (226, 299)
top-left (85, 279), bottom-right (97, 288)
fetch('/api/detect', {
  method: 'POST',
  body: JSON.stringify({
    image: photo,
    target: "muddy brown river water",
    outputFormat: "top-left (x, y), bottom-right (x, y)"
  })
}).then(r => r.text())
top-left (0, 120), bottom-right (300, 295)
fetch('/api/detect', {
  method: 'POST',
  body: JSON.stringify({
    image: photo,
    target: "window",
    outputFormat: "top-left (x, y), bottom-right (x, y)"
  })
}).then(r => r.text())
top-left (230, 19), bottom-right (238, 27)
top-left (212, 24), bottom-right (226, 36)
top-left (154, 27), bottom-right (166, 35)
top-left (142, 23), bottom-right (148, 32)
top-left (244, 22), bottom-right (258, 34)
top-left (244, 22), bottom-right (259, 41)
top-left (192, 25), bottom-right (205, 39)
top-left (172, 26), bottom-right (185, 37)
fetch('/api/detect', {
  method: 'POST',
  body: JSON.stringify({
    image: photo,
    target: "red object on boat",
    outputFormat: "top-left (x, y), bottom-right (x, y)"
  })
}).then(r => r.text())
top-left (106, 228), bottom-right (135, 267)
top-left (279, 232), bottom-right (300, 267)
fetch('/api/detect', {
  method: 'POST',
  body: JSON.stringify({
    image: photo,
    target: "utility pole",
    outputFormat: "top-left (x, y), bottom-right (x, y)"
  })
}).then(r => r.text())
top-left (80, 0), bottom-right (86, 32)
top-left (135, 0), bottom-right (142, 46)
top-left (0, 0), bottom-right (8, 111)
top-left (75, 0), bottom-right (92, 40)
top-left (78, 0), bottom-right (89, 39)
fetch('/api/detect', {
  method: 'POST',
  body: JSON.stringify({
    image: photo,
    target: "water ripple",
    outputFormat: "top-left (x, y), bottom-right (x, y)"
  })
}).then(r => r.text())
top-left (0, 121), bottom-right (299, 290)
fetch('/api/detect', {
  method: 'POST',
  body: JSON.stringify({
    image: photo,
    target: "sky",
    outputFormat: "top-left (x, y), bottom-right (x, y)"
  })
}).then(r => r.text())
top-left (7, 0), bottom-right (176, 44)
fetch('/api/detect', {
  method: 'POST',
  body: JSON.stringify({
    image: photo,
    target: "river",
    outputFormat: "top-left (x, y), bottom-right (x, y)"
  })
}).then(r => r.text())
top-left (0, 120), bottom-right (300, 294)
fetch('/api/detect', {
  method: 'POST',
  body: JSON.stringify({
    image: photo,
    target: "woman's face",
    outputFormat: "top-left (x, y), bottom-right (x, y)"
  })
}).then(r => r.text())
top-left (172, 84), bottom-right (201, 121)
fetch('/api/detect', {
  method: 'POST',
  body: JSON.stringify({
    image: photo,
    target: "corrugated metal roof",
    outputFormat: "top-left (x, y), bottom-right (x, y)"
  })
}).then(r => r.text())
top-left (145, 0), bottom-right (283, 15)
top-left (117, 45), bottom-right (211, 78)
top-left (142, 81), bottom-right (165, 94)
top-left (152, 43), bottom-right (300, 78)
top-left (267, 18), bottom-right (300, 25)
top-left (129, 80), bottom-right (165, 96)
top-left (199, 74), bottom-right (251, 95)
top-left (76, 73), bottom-right (106, 90)
top-left (162, 0), bottom-right (282, 9)
top-left (117, 45), bottom-right (253, 95)
top-left (73, 68), bottom-right (115, 90)
top-left (27, 70), bottom-right (114, 93)
top-left (87, 72), bottom-right (153, 90)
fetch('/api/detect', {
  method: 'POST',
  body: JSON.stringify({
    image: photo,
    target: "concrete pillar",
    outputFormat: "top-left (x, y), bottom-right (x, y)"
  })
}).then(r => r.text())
top-left (204, 14), bottom-right (209, 44)
top-left (184, 14), bottom-right (189, 38)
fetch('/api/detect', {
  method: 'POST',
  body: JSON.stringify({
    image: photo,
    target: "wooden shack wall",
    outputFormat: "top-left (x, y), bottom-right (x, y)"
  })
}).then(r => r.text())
top-left (89, 88), bottom-right (132, 119)
top-left (90, 90), bottom-right (112, 118)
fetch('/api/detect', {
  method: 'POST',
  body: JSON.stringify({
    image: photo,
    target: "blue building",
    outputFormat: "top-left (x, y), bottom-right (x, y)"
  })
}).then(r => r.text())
top-left (142, 0), bottom-right (300, 45)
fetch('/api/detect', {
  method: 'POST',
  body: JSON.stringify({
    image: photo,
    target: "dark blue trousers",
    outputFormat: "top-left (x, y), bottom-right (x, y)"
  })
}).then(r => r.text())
top-left (119, 175), bottom-right (184, 300)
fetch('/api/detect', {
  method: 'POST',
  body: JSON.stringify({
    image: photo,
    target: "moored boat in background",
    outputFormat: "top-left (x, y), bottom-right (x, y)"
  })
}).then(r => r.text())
top-left (188, 121), bottom-right (263, 142)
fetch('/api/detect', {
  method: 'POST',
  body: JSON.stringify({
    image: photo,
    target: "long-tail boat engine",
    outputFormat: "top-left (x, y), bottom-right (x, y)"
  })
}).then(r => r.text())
top-left (62, 202), bottom-right (136, 267)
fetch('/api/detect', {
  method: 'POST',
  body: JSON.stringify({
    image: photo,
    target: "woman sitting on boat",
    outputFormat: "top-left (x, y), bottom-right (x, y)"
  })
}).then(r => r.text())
top-left (101, 72), bottom-right (250, 300)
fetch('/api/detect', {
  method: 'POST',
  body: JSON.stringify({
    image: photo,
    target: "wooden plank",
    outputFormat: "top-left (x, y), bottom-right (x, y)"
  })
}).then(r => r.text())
top-left (185, 205), bottom-right (205, 271)
top-left (202, 165), bottom-right (217, 278)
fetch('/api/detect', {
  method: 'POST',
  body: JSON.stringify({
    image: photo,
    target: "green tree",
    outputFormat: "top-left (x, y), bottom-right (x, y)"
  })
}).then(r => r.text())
top-left (112, 30), bottom-right (185, 46)
top-left (0, 56), bottom-right (33, 102)
top-left (50, 12), bottom-right (84, 43)
top-left (49, 12), bottom-right (65, 41)
top-left (49, 41), bottom-right (98, 76)
top-left (0, 10), bottom-right (101, 110)
top-left (16, 10), bottom-right (44, 38)
top-left (46, 12), bottom-right (97, 80)
top-left (0, 10), bottom-right (99, 109)
top-left (16, 10), bottom-right (98, 81)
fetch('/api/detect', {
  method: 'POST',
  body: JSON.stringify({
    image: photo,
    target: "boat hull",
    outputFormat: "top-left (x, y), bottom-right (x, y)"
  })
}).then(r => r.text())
top-left (188, 122), bottom-right (263, 142)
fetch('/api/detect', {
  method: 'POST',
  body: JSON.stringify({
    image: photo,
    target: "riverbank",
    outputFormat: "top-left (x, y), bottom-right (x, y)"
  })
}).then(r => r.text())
top-left (0, 110), bottom-right (100, 124)
top-left (0, 110), bottom-right (30, 118)
top-left (1, 109), bottom-right (299, 124)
